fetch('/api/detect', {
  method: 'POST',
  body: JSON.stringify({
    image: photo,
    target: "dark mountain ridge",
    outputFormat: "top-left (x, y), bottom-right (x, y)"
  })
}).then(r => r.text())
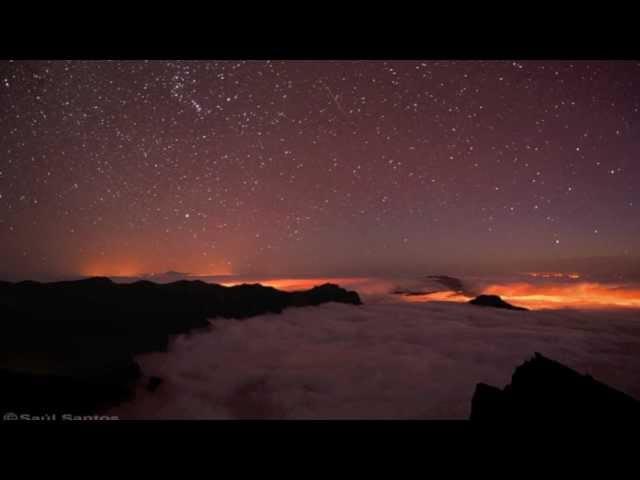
top-left (470, 353), bottom-right (640, 421)
top-left (0, 277), bottom-right (361, 416)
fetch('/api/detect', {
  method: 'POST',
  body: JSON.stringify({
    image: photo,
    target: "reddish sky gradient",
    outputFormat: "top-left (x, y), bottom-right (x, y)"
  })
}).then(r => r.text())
top-left (1, 60), bottom-right (639, 281)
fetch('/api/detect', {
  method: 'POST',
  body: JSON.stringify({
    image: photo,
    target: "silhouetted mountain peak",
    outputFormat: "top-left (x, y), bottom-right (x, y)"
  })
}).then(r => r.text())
top-left (312, 283), bottom-right (341, 291)
top-left (169, 279), bottom-right (209, 288)
top-left (469, 294), bottom-right (528, 311)
top-left (470, 353), bottom-right (640, 420)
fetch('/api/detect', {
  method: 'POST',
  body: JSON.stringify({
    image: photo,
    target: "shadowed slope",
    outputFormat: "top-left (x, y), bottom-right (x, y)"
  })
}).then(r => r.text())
top-left (470, 353), bottom-right (640, 421)
top-left (0, 278), bottom-right (361, 415)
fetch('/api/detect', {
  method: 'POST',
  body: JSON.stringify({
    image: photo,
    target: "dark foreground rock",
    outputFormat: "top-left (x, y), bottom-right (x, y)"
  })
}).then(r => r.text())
top-left (470, 352), bottom-right (640, 421)
top-left (0, 359), bottom-right (141, 416)
top-left (0, 278), bottom-right (361, 415)
top-left (469, 294), bottom-right (528, 311)
top-left (146, 376), bottom-right (163, 393)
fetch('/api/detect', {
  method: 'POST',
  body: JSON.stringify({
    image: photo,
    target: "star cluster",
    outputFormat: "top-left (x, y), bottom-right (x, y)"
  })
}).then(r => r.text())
top-left (0, 60), bottom-right (638, 279)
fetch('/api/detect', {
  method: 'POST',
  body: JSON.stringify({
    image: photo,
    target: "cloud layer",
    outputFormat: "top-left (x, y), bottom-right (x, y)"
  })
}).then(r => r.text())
top-left (112, 299), bottom-right (640, 419)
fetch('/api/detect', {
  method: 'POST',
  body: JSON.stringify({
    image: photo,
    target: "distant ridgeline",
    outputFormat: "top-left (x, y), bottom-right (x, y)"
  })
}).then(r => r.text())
top-left (0, 277), bottom-right (361, 416)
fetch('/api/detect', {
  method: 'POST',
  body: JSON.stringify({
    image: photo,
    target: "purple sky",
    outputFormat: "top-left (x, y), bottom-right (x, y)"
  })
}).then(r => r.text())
top-left (1, 60), bottom-right (638, 280)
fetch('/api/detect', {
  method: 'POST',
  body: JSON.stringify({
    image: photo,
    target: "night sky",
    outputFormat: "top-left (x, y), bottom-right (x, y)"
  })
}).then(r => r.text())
top-left (1, 60), bottom-right (639, 281)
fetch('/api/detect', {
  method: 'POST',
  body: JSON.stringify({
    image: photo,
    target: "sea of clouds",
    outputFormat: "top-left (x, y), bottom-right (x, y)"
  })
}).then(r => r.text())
top-left (111, 289), bottom-right (640, 419)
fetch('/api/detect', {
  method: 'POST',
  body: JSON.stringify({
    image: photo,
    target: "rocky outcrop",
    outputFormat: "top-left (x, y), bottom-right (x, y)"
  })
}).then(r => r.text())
top-left (146, 376), bottom-right (163, 393)
top-left (468, 294), bottom-right (528, 311)
top-left (290, 283), bottom-right (362, 307)
top-left (470, 353), bottom-right (640, 421)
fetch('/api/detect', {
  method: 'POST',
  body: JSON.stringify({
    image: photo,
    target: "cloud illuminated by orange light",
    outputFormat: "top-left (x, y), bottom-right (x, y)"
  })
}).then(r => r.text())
top-left (483, 282), bottom-right (640, 309)
top-left (401, 291), bottom-right (472, 303)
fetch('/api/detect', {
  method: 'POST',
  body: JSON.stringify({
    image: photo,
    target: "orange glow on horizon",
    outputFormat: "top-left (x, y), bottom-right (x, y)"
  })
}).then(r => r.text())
top-left (220, 277), bottom-right (367, 291)
top-left (482, 282), bottom-right (640, 309)
top-left (524, 271), bottom-right (581, 279)
top-left (190, 266), bottom-right (235, 277)
top-left (80, 259), bottom-right (234, 279)
top-left (396, 280), bottom-right (640, 310)
top-left (81, 261), bottom-right (142, 278)
top-left (76, 263), bottom-right (640, 311)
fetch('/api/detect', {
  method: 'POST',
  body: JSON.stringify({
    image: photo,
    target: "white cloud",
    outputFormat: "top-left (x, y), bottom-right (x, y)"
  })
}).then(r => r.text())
top-left (111, 299), bottom-right (640, 419)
